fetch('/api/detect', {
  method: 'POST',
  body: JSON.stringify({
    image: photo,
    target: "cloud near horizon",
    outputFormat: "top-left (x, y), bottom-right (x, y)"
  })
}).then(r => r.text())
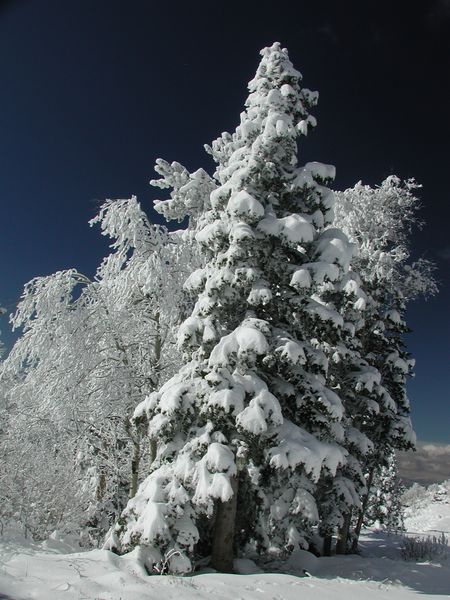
top-left (398, 442), bottom-right (450, 485)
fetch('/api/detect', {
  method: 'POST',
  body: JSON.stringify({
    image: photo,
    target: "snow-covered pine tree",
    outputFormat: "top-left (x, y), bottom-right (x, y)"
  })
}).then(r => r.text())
top-left (364, 450), bottom-right (405, 532)
top-left (315, 324), bottom-right (376, 554)
top-left (318, 271), bottom-right (410, 554)
top-left (115, 43), bottom-right (361, 573)
top-left (333, 177), bottom-right (437, 550)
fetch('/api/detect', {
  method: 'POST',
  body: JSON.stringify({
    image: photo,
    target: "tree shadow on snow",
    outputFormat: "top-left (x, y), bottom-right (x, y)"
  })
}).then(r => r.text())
top-left (309, 531), bottom-right (450, 596)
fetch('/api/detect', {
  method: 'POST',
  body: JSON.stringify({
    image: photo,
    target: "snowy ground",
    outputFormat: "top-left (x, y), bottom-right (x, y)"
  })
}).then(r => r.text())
top-left (404, 493), bottom-right (450, 536)
top-left (1, 499), bottom-right (449, 600)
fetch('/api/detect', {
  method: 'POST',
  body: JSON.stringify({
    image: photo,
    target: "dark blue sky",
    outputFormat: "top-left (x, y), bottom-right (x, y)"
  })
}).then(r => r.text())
top-left (0, 0), bottom-right (449, 442)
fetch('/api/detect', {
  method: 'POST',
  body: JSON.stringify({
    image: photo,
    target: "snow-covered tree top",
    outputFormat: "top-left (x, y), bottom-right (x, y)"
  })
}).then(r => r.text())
top-left (246, 42), bottom-right (318, 127)
top-left (152, 43), bottom-right (329, 229)
top-left (205, 43), bottom-right (319, 181)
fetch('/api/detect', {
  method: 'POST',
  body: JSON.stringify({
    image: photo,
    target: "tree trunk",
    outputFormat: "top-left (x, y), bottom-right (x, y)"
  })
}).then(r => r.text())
top-left (128, 312), bottom-right (161, 499)
top-left (211, 475), bottom-right (238, 573)
top-left (149, 437), bottom-right (157, 464)
top-left (129, 436), bottom-right (141, 499)
top-left (323, 534), bottom-right (332, 557)
top-left (96, 472), bottom-right (106, 501)
top-left (336, 511), bottom-right (351, 555)
top-left (351, 467), bottom-right (375, 553)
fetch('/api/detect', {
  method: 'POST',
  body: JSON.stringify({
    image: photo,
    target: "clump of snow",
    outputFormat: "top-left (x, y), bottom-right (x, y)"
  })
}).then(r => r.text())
top-left (314, 228), bottom-right (356, 270)
top-left (208, 320), bottom-right (269, 367)
top-left (303, 261), bottom-right (340, 284)
top-left (226, 190), bottom-right (265, 221)
top-left (284, 548), bottom-right (321, 574)
top-left (258, 214), bottom-right (315, 245)
top-left (268, 420), bottom-right (346, 480)
top-left (236, 388), bottom-right (283, 434)
top-left (207, 386), bottom-right (245, 415)
top-left (290, 267), bottom-right (312, 289)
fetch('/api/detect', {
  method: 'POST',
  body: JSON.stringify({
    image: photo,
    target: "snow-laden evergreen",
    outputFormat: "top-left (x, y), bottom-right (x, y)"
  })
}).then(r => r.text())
top-left (364, 451), bottom-right (405, 532)
top-left (113, 43), bottom-right (370, 573)
top-left (333, 177), bottom-right (437, 550)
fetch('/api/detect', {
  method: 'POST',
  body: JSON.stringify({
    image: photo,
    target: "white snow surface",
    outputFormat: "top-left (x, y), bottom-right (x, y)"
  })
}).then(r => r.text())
top-left (257, 214), bottom-right (315, 245)
top-left (268, 420), bottom-right (346, 479)
top-left (403, 481), bottom-right (450, 535)
top-left (226, 190), bottom-right (265, 220)
top-left (1, 521), bottom-right (450, 600)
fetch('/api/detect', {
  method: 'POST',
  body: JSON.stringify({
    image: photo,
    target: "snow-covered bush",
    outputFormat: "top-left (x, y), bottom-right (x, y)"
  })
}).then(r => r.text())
top-left (402, 483), bottom-right (429, 510)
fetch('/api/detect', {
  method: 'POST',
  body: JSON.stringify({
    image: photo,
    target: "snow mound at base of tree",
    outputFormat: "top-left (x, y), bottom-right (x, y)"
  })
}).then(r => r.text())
top-left (284, 548), bottom-right (321, 574)
top-left (233, 558), bottom-right (264, 574)
top-left (1, 525), bottom-right (449, 600)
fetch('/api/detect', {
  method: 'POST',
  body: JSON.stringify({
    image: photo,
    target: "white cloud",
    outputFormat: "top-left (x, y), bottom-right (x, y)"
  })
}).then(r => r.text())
top-left (398, 441), bottom-right (450, 485)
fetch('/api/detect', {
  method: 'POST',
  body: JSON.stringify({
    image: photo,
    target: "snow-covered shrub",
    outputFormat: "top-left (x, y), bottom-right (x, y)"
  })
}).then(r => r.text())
top-left (333, 177), bottom-right (437, 551)
top-left (428, 481), bottom-right (450, 504)
top-left (400, 533), bottom-right (449, 562)
top-left (402, 483), bottom-right (429, 510)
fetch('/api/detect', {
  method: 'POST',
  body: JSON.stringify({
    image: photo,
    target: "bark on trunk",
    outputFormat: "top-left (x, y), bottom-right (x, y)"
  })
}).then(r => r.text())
top-left (149, 438), bottom-right (157, 465)
top-left (351, 467), bottom-right (375, 553)
top-left (323, 534), bottom-right (332, 557)
top-left (96, 472), bottom-right (106, 502)
top-left (129, 437), bottom-right (141, 499)
top-left (128, 314), bottom-right (161, 499)
top-left (336, 512), bottom-right (351, 555)
top-left (154, 321), bottom-right (161, 380)
top-left (210, 475), bottom-right (239, 573)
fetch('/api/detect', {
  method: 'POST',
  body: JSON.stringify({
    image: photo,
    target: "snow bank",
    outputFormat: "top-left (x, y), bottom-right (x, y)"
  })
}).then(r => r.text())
top-left (1, 528), bottom-right (450, 600)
